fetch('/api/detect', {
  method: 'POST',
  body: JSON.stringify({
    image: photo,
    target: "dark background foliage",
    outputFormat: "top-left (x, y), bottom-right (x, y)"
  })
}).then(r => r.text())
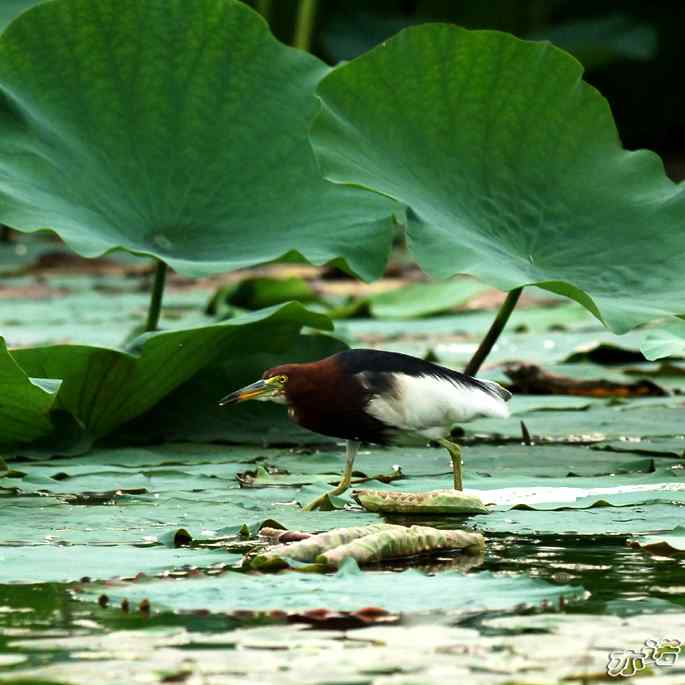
top-left (258, 0), bottom-right (685, 177)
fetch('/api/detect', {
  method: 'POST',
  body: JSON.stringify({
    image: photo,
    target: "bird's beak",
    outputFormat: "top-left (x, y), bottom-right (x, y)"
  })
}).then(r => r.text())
top-left (218, 378), bottom-right (279, 406)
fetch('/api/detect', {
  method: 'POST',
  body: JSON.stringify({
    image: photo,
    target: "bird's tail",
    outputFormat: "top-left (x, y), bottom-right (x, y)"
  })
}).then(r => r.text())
top-left (476, 378), bottom-right (512, 402)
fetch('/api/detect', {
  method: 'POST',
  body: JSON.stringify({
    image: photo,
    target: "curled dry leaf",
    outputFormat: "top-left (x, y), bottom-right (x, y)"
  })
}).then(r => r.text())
top-left (249, 524), bottom-right (389, 570)
top-left (316, 525), bottom-right (485, 569)
top-left (259, 527), bottom-right (313, 544)
top-left (505, 363), bottom-right (668, 398)
top-left (247, 523), bottom-right (485, 570)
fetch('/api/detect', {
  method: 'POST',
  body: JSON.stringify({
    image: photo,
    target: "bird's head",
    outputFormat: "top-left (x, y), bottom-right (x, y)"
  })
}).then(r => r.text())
top-left (218, 365), bottom-right (294, 406)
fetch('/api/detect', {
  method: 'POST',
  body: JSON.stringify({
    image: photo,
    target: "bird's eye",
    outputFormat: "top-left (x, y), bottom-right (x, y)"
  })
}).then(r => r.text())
top-left (278, 375), bottom-right (288, 384)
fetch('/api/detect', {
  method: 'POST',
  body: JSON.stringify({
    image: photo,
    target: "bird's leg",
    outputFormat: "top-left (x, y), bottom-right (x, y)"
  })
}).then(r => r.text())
top-left (437, 438), bottom-right (463, 491)
top-left (303, 439), bottom-right (359, 511)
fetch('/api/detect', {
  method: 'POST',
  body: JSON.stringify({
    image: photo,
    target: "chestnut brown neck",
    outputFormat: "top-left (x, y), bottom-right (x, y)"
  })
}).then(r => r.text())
top-left (264, 356), bottom-right (390, 444)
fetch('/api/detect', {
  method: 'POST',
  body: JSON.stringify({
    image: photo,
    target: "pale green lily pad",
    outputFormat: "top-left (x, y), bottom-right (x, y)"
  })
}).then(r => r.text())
top-left (335, 301), bottom-right (600, 343)
top-left (641, 318), bottom-right (685, 361)
top-left (593, 438), bottom-right (685, 459)
top-left (470, 502), bottom-right (685, 536)
top-left (0, 545), bottom-right (241, 584)
top-left (367, 278), bottom-right (490, 319)
top-left (479, 482), bottom-right (685, 510)
top-left (465, 399), bottom-right (685, 441)
top-left (77, 563), bottom-right (581, 614)
top-left (2, 280), bottom-right (213, 348)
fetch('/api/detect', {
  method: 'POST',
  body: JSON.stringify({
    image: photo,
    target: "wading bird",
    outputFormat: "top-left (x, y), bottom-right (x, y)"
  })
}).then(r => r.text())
top-left (219, 349), bottom-right (511, 510)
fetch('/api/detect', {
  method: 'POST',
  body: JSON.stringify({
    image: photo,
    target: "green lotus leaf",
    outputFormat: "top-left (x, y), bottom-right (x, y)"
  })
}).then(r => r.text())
top-left (0, 337), bottom-right (61, 447)
top-left (311, 24), bottom-right (685, 332)
top-left (0, 0), bottom-right (395, 280)
top-left (11, 302), bottom-right (331, 445)
top-left (116, 332), bottom-right (347, 445)
top-left (640, 319), bottom-right (685, 361)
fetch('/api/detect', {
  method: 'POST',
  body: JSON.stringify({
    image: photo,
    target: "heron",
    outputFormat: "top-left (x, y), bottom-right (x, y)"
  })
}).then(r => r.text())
top-left (219, 349), bottom-right (511, 511)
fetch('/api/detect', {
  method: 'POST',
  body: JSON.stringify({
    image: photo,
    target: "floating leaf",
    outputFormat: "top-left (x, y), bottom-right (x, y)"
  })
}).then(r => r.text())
top-left (0, 545), bottom-right (241, 583)
top-left (77, 566), bottom-right (580, 614)
top-left (479, 482), bottom-right (685, 510)
top-left (0, 0), bottom-right (395, 280)
top-left (367, 279), bottom-right (489, 319)
top-left (641, 319), bottom-right (685, 361)
top-left (465, 397), bottom-right (685, 442)
top-left (311, 24), bottom-right (685, 332)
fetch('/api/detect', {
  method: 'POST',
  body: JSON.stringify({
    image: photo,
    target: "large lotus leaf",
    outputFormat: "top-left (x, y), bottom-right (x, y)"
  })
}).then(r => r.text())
top-left (10, 303), bottom-right (331, 444)
top-left (0, 0), bottom-right (395, 280)
top-left (311, 24), bottom-right (685, 333)
top-left (117, 332), bottom-right (347, 445)
top-left (0, 338), bottom-right (60, 447)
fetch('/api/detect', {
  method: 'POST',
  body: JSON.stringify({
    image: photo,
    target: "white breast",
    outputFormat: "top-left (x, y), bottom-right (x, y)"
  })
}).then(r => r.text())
top-left (365, 373), bottom-right (510, 441)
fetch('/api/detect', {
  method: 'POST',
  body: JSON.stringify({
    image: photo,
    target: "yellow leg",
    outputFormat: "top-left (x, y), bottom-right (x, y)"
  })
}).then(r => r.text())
top-left (437, 438), bottom-right (463, 491)
top-left (304, 440), bottom-right (359, 511)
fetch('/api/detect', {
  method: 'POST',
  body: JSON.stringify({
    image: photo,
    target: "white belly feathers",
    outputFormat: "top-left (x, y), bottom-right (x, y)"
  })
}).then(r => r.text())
top-left (364, 372), bottom-right (510, 440)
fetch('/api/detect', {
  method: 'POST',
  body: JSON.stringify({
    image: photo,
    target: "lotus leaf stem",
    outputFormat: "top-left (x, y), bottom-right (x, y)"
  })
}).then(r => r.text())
top-left (293, 0), bottom-right (317, 51)
top-left (464, 287), bottom-right (523, 376)
top-left (145, 260), bottom-right (168, 332)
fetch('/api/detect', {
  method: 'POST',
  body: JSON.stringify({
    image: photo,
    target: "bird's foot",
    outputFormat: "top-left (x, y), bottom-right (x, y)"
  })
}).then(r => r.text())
top-left (302, 493), bottom-right (329, 511)
top-left (303, 480), bottom-right (351, 511)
